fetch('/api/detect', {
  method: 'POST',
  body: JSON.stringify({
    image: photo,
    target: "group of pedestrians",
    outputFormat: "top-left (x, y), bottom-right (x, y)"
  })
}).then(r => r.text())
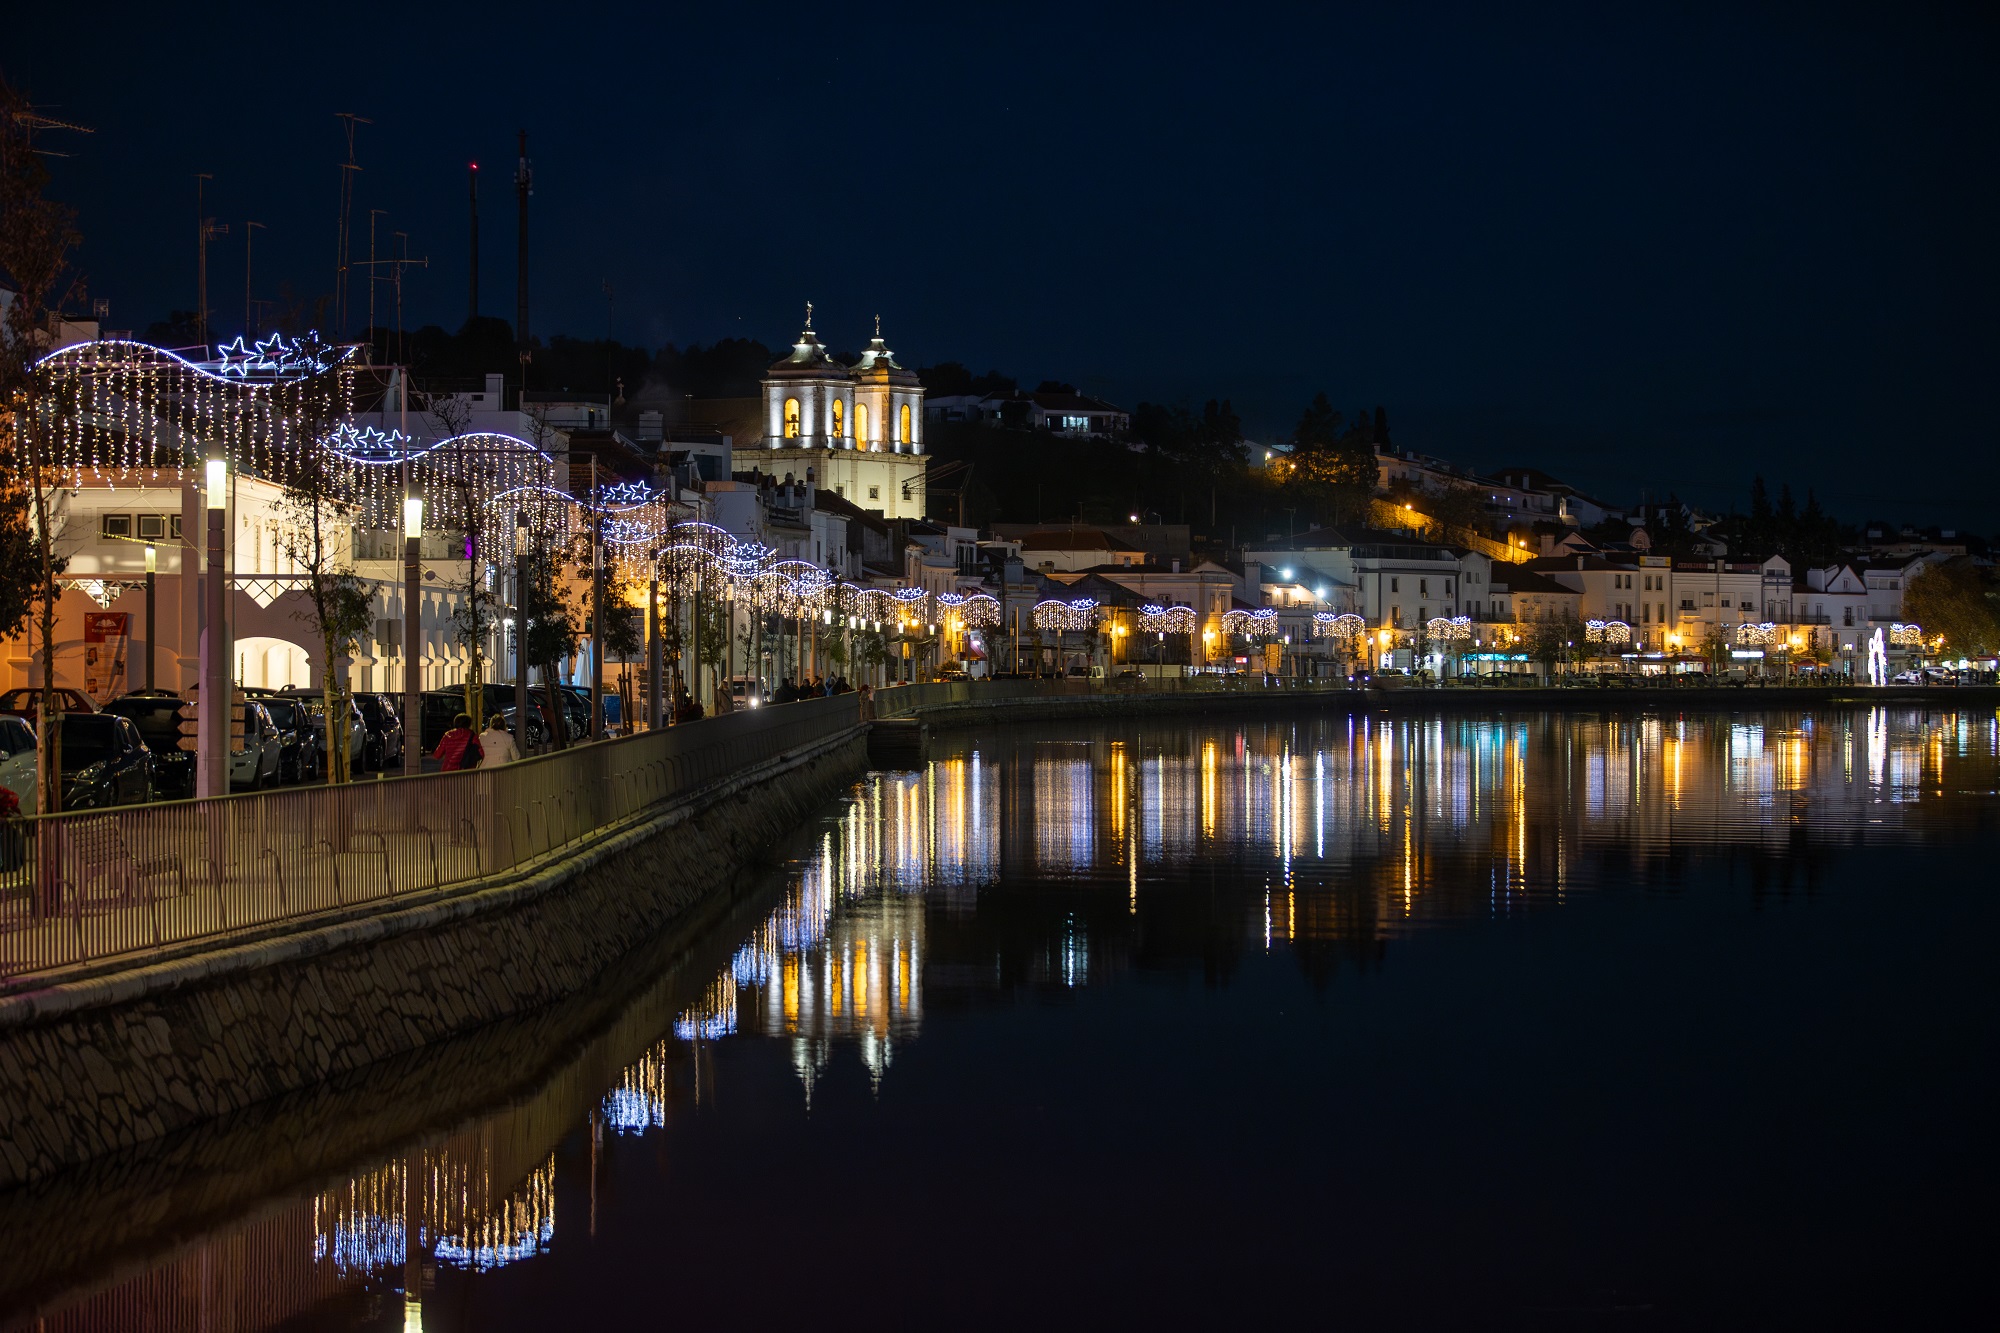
top-left (771, 675), bottom-right (855, 703)
top-left (432, 675), bottom-right (868, 771)
top-left (433, 713), bottom-right (522, 772)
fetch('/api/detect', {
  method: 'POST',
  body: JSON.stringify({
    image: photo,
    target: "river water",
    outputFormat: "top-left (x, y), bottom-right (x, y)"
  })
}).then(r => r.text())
top-left (9, 706), bottom-right (1999, 1330)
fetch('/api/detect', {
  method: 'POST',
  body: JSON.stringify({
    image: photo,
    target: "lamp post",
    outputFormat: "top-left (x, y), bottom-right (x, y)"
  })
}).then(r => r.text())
top-left (144, 544), bottom-right (157, 691)
top-left (197, 454), bottom-right (229, 799)
top-left (515, 509), bottom-right (531, 751)
top-left (648, 563), bottom-right (663, 730)
top-left (403, 486), bottom-right (423, 776)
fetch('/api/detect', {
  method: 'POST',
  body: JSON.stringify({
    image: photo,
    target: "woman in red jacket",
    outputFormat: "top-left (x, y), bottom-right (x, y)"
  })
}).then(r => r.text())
top-left (434, 713), bottom-right (483, 771)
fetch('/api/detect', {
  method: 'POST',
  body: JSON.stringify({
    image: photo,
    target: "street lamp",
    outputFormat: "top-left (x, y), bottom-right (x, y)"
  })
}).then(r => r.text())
top-left (198, 453), bottom-right (229, 799)
top-left (403, 485), bottom-right (423, 775)
top-left (144, 543), bottom-right (157, 690)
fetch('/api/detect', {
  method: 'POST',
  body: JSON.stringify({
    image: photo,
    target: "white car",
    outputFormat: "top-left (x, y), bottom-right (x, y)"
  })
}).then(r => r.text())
top-left (0, 716), bottom-right (38, 815)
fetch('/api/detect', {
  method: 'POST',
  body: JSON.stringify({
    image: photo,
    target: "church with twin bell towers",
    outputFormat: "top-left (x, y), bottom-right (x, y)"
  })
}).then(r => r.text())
top-left (758, 304), bottom-right (928, 520)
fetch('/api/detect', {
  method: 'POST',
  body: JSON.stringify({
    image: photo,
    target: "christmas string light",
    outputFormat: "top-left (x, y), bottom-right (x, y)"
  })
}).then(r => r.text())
top-left (1587, 619), bottom-right (1634, 644)
top-left (1221, 607), bottom-right (1278, 636)
top-left (1033, 598), bottom-right (1099, 632)
top-left (1889, 623), bottom-right (1922, 647)
top-left (1140, 603), bottom-right (1197, 635)
top-left (1425, 615), bottom-right (1472, 641)
top-left (1734, 622), bottom-right (1779, 646)
top-left (1311, 611), bottom-right (1366, 640)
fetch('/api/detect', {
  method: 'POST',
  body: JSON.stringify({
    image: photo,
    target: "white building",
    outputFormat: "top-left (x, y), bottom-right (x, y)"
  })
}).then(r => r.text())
top-left (756, 310), bottom-right (927, 521)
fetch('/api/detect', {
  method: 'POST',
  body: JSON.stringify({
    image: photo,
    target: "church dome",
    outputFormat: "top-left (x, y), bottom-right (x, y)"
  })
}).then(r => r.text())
top-left (851, 317), bottom-right (920, 388)
top-left (766, 303), bottom-right (848, 380)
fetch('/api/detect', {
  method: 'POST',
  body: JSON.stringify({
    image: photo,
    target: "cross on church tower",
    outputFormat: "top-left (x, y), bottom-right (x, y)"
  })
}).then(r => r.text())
top-left (804, 300), bottom-right (813, 331)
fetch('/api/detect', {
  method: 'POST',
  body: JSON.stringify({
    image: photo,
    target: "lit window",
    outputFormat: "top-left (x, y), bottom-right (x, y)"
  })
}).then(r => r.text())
top-left (784, 398), bottom-right (801, 439)
top-left (855, 400), bottom-right (869, 448)
top-left (830, 398), bottom-right (843, 439)
top-left (899, 403), bottom-right (911, 445)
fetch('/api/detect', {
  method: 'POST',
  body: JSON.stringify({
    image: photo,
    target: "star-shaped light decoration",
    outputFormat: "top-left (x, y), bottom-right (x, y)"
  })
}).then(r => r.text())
top-left (215, 336), bottom-right (255, 377)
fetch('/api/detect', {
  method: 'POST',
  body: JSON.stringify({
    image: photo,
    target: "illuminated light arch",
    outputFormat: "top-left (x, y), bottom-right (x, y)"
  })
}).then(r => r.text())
top-left (1033, 598), bottom-right (1099, 633)
top-left (1140, 603), bottom-right (1198, 635)
top-left (1221, 607), bottom-right (1278, 636)
top-left (1587, 619), bottom-right (1633, 644)
top-left (1312, 611), bottom-right (1367, 640)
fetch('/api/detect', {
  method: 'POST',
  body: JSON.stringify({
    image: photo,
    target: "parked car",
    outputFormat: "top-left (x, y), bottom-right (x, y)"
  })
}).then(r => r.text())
top-left (229, 702), bottom-right (285, 790)
top-left (58, 713), bottom-right (154, 808)
top-left (0, 716), bottom-right (39, 815)
top-left (275, 689), bottom-right (368, 773)
top-left (0, 687), bottom-right (97, 719)
top-left (354, 693), bottom-right (406, 769)
top-left (101, 694), bottom-right (197, 798)
top-left (256, 695), bottom-right (322, 784)
top-left (420, 686), bottom-right (554, 753)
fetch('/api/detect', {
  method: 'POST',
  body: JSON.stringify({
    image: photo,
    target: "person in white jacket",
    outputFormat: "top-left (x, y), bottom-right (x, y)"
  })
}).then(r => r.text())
top-left (477, 713), bottom-right (522, 766)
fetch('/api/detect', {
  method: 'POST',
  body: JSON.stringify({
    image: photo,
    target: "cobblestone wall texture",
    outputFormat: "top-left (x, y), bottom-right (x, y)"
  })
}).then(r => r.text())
top-left (0, 732), bottom-right (866, 1190)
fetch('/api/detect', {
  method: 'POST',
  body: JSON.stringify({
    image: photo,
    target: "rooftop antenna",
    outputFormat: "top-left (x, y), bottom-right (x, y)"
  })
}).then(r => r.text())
top-left (367, 206), bottom-right (387, 352)
top-left (515, 129), bottom-right (532, 376)
top-left (243, 220), bottom-right (264, 337)
top-left (194, 174), bottom-right (227, 350)
top-left (468, 160), bottom-right (480, 326)
top-left (392, 230), bottom-right (428, 369)
top-left (333, 112), bottom-right (371, 337)
top-left (11, 106), bottom-right (93, 158)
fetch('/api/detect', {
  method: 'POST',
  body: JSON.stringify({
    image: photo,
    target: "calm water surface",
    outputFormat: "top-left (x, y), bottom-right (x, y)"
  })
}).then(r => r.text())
top-left (13, 707), bottom-right (2000, 1330)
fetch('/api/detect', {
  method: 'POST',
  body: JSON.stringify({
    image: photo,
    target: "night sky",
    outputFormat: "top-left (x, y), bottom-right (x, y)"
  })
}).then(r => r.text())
top-left (10, 3), bottom-right (1997, 527)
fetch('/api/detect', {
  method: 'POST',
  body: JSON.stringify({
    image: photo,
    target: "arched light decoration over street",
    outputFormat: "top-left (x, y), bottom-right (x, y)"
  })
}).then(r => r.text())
top-left (1033, 598), bottom-right (1099, 632)
top-left (1312, 612), bottom-right (1366, 640)
top-left (1139, 603), bottom-right (1197, 635)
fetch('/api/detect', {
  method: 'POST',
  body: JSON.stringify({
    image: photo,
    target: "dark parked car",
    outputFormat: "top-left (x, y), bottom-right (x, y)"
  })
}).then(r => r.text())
top-left (274, 689), bottom-right (369, 773)
top-left (101, 694), bottom-right (195, 798)
top-left (256, 695), bottom-right (322, 784)
top-left (420, 687), bottom-right (552, 753)
top-left (354, 693), bottom-right (406, 770)
top-left (58, 713), bottom-right (154, 808)
top-left (0, 687), bottom-right (96, 719)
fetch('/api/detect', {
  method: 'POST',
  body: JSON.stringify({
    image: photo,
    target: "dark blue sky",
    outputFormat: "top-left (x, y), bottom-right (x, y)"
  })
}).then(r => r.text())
top-left (12, 2), bottom-right (1997, 527)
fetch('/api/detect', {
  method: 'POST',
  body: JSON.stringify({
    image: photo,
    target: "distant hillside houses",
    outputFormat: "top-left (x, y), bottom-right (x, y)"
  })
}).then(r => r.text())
top-left (926, 388), bottom-right (1129, 439)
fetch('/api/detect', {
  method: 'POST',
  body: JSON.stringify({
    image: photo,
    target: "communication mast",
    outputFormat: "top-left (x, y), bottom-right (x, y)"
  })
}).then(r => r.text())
top-left (516, 130), bottom-right (532, 371)
top-left (468, 161), bottom-right (480, 325)
top-left (333, 112), bottom-right (371, 337)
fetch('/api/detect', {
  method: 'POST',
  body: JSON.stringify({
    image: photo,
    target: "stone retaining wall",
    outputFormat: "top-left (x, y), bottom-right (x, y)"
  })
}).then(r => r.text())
top-left (0, 728), bottom-right (867, 1190)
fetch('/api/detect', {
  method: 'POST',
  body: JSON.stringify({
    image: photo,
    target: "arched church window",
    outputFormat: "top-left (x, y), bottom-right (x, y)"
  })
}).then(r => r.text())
top-left (784, 398), bottom-right (800, 439)
top-left (899, 403), bottom-right (912, 445)
top-left (855, 401), bottom-right (869, 450)
top-left (830, 398), bottom-right (843, 439)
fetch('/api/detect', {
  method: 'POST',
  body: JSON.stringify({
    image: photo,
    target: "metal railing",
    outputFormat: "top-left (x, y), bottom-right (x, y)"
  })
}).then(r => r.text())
top-left (0, 696), bottom-right (861, 984)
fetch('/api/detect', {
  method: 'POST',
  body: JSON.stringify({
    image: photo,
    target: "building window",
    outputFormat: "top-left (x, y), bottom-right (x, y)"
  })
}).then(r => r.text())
top-left (1390, 577), bottom-right (1399, 593)
top-left (170, 515), bottom-right (183, 540)
top-left (1420, 579), bottom-right (1429, 596)
top-left (899, 403), bottom-right (912, 445)
top-left (868, 486), bottom-right (880, 501)
top-left (100, 513), bottom-right (132, 538)
top-left (855, 400), bottom-right (869, 448)
top-left (1391, 606), bottom-right (1402, 627)
top-left (137, 513), bottom-right (167, 540)
top-left (830, 398), bottom-right (843, 439)
top-left (784, 398), bottom-right (801, 438)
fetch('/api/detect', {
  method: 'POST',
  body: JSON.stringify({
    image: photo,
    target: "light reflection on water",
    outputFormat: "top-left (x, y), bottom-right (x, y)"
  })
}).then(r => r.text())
top-left (18, 706), bottom-right (2000, 1331)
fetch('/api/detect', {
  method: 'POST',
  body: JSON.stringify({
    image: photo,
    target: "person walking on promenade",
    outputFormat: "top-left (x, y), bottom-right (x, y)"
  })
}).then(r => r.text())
top-left (435, 713), bottom-right (483, 771)
top-left (477, 713), bottom-right (521, 766)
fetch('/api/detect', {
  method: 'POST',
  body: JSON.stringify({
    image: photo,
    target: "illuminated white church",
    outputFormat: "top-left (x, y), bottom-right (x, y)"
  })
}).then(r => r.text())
top-left (759, 305), bottom-right (927, 520)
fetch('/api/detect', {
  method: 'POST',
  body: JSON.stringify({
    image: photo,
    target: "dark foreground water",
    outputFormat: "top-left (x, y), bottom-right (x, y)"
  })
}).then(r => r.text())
top-left (8, 707), bottom-right (2000, 1331)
